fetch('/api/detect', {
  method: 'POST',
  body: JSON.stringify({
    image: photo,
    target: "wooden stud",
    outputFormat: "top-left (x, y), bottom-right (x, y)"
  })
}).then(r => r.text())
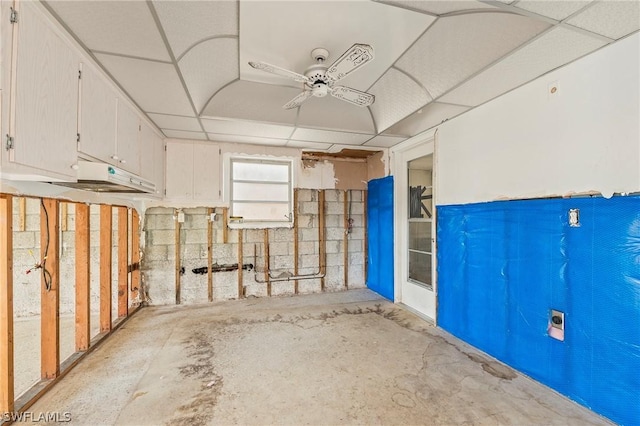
top-left (175, 210), bottom-right (181, 305)
top-left (117, 207), bottom-right (128, 318)
top-left (318, 190), bottom-right (326, 291)
top-left (0, 195), bottom-right (14, 412)
top-left (264, 229), bottom-right (271, 297)
top-left (40, 198), bottom-right (60, 380)
top-left (222, 207), bottom-right (228, 243)
top-left (131, 210), bottom-right (140, 304)
top-left (363, 190), bottom-right (368, 284)
top-left (237, 229), bottom-right (243, 298)
top-left (293, 189), bottom-right (299, 295)
top-left (207, 208), bottom-right (213, 302)
top-left (75, 203), bottom-right (90, 352)
top-left (60, 202), bottom-right (68, 232)
top-left (100, 205), bottom-right (112, 333)
top-left (343, 190), bottom-right (349, 290)
top-left (18, 197), bottom-right (26, 232)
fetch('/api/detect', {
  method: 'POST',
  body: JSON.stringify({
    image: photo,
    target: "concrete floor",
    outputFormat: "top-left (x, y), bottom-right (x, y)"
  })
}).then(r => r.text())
top-left (24, 290), bottom-right (610, 425)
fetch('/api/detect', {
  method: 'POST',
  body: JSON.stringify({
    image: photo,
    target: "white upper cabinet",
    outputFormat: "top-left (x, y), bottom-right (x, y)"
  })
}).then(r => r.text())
top-left (77, 62), bottom-right (116, 164)
top-left (139, 122), bottom-right (165, 197)
top-left (114, 97), bottom-right (141, 174)
top-left (8, 1), bottom-right (79, 179)
top-left (165, 140), bottom-right (221, 203)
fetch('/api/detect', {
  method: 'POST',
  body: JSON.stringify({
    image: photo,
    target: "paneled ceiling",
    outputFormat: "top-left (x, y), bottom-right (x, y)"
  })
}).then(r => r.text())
top-left (44, 0), bottom-right (640, 151)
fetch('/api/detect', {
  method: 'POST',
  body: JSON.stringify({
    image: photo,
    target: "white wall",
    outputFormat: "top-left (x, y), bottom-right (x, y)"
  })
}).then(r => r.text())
top-left (436, 33), bottom-right (640, 206)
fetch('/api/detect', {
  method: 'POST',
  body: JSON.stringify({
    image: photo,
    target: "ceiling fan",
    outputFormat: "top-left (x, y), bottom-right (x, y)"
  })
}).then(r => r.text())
top-left (249, 43), bottom-right (375, 110)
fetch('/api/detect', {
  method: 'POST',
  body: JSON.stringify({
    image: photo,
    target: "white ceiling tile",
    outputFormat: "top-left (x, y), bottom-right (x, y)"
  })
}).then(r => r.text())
top-left (291, 128), bottom-right (372, 145)
top-left (396, 13), bottom-right (550, 99)
top-left (515, 1), bottom-right (592, 21)
top-left (363, 135), bottom-right (406, 148)
top-left (201, 119), bottom-right (293, 139)
top-left (566, 1), bottom-right (640, 40)
top-left (439, 27), bottom-right (607, 107)
top-left (201, 80), bottom-right (298, 125)
top-left (297, 96), bottom-right (376, 134)
top-left (239, 1), bottom-right (434, 92)
top-left (153, 0), bottom-right (238, 59)
top-left (148, 113), bottom-right (201, 132)
top-left (376, 0), bottom-right (497, 15)
top-left (383, 102), bottom-right (470, 137)
top-left (207, 134), bottom-right (288, 146)
top-left (96, 54), bottom-right (193, 116)
top-left (163, 129), bottom-right (207, 140)
top-left (287, 140), bottom-right (334, 150)
top-left (179, 38), bottom-right (239, 114)
top-left (48, 1), bottom-right (169, 61)
top-left (369, 68), bottom-right (432, 132)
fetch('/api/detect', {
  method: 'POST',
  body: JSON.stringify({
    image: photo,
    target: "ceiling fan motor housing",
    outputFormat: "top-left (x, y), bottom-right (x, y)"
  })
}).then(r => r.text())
top-left (304, 63), bottom-right (331, 97)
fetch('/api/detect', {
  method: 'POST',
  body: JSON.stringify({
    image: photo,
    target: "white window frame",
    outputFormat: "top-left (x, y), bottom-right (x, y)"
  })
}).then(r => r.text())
top-left (225, 154), bottom-right (295, 229)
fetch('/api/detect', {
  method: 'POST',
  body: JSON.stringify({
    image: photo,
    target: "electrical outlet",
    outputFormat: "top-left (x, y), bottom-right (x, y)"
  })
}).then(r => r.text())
top-left (210, 213), bottom-right (217, 222)
top-left (177, 211), bottom-right (185, 223)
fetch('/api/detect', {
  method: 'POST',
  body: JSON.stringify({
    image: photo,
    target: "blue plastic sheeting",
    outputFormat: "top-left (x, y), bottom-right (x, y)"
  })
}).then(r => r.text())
top-left (366, 176), bottom-right (394, 300)
top-left (437, 195), bottom-right (640, 425)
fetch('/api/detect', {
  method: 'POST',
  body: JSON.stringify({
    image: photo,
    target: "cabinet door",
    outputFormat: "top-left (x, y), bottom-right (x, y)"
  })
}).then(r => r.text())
top-left (78, 63), bottom-right (116, 163)
top-left (193, 143), bottom-right (220, 201)
top-left (139, 122), bottom-right (164, 197)
top-left (115, 97), bottom-right (140, 174)
top-left (12, 1), bottom-right (78, 179)
top-left (165, 141), bottom-right (194, 200)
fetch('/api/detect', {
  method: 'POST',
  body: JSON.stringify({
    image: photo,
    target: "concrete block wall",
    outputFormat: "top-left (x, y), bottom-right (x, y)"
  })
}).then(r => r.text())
top-left (142, 189), bottom-right (367, 305)
top-left (12, 199), bottom-right (132, 320)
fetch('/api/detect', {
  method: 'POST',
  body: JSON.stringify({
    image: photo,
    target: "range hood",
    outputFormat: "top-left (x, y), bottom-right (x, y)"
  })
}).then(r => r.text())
top-left (53, 161), bottom-right (156, 194)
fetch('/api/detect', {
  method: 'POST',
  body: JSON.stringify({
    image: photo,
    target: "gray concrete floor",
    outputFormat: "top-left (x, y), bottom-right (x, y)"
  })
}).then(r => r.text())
top-left (24, 290), bottom-right (610, 425)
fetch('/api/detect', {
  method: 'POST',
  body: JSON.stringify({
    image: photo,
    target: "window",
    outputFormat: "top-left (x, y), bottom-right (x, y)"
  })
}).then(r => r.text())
top-left (230, 157), bottom-right (293, 223)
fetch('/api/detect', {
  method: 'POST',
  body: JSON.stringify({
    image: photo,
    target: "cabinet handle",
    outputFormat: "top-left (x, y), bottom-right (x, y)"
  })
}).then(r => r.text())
top-left (111, 154), bottom-right (119, 160)
top-left (70, 164), bottom-right (79, 170)
top-left (119, 159), bottom-right (127, 164)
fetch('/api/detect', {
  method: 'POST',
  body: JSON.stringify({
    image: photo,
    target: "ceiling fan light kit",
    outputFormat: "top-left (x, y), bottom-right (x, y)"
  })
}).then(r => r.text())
top-left (249, 43), bottom-right (376, 109)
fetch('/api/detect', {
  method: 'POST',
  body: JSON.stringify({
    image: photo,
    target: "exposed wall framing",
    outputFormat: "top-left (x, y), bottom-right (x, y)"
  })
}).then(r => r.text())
top-left (40, 198), bottom-right (60, 380)
top-left (75, 203), bottom-right (90, 352)
top-left (100, 205), bottom-right (112, 333)
top-left (0, 195), bottom-right (14, 413)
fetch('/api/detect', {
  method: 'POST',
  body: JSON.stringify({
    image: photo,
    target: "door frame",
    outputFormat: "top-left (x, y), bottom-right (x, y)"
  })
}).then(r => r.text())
top-left (390, 129), bottom-right (437, 322)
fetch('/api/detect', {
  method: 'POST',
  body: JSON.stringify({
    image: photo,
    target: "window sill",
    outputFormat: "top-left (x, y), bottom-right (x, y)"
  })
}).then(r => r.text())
top-left (228, 221), bottom-right (293, 230)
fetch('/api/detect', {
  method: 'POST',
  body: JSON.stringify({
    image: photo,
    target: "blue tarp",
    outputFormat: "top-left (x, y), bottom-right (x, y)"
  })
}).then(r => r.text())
top-left (437, 195), bottom-right (640, 425)
top-left (366, 176), bottom-right (394, 300)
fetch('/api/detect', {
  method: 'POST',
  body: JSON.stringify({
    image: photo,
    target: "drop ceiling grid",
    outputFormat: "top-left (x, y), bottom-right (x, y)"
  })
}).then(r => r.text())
top-left (514, 0), bottom-right (592, 21)
top-left (96, 53), bottom-right (194, 116)
top-left (363, 135), bottom-right (406, 148)
top-left (201, 81), bottom-right (299, 125)
top-left (163, 129), bottom-right (207, 140)
top-left (286, 140), bottom-right (334, 150)
top-left (207, 134), bottom-right (288, 146)
top-left (291, 128), bottom-right (372, 145)
top-left (566, 1), bottom-right (640, 40)
top-left (147, 113), bottom-right (202, 132)
top-left (179, 38), bottom-right (239, 114)
top-left (376, 0), bottom-right (497, 15)
top-left (201, 118), bottom-right (293, 139)
top-left (395, 13), bottom-right (550, 100)
top-left (152, 0), bottom-right (239, 59)
top-left (369, 68), bottom-right (432, 132)
top-left (46, 1), bottom-right (170, 61)
top-left (438, 27), bottom-right (608, 107)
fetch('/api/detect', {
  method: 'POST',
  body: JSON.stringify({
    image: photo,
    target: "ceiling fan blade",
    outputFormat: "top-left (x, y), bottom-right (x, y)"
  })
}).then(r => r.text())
top-left (248, 61), bottom-right (309, 83)
top-left (325, 44), bottom-right (374, 82)
top-left (330, 86), bottom-right (375, 107)
top-left (283, 90), bottom-right (312, 109)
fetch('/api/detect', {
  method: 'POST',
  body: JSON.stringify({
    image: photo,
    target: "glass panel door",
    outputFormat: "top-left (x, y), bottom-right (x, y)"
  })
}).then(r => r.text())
top-left (408, 155), bottom-right (433, 288)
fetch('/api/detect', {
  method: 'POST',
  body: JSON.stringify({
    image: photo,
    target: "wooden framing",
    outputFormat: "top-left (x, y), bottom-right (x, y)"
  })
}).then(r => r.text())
top-left (100, 205), bottom-right (112, 333)
top-left (343, 190), bottom-right (349, 289)
top-left (175, 211), bottom-right (181, 305)
top-left (264, 229), bottom-right (271, 296)
top-left (117, 207), bottom-right (129, 317)
top-left (293, 189), bottom-right (299, 295)
top-left (363, 190), bottom-right (368, 284)
top-left (0, 195), bottom-right (14, 412)
top-left (18, 196), bottom-right (26, 231)
top-left (237, 230), bottom-right (244, 298)
top-left (41, 198), bottom-right (60, 380)
top-left (318, 190), bottom-right (326, 291)
top-left (75, 203), bottom-right (90, 352)
top-left (60, 202), bottom-right (68, 232)
top-left (222, 207), bottom-right (228, 243)
top-left (131, 210), bottom-right (140, 304)
top-left (207, 208), bottom-right (213, 302)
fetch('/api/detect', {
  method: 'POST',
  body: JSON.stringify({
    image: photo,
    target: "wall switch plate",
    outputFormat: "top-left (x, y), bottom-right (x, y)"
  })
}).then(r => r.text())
top-left (549, 309), bottom-right (565, 341)
top-left (177, 211), bottom-right (185, 223)
top-left (569, 208), bottom-right (580, 227)
top-left (210, 213), bottom-right (217, 222)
